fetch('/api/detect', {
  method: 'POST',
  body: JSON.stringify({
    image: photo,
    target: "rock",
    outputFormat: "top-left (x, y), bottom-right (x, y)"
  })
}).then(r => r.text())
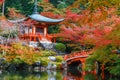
top-left (48, 56), bottom-right (56, 61)
top-left (52, 64), bottom-right (57, 69)
top-left (39, 41), bottom-right (54, 50)
top-left (117, 50), bottom-right (120, 54)
top-left (47, 62), bottom-right (56, 70)
top-left (29, 41), bottom-right (38, 48)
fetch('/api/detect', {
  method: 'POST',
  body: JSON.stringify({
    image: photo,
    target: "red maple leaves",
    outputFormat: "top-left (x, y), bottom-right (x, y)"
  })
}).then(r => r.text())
top-left (58, 8), bottom-right (120, 47)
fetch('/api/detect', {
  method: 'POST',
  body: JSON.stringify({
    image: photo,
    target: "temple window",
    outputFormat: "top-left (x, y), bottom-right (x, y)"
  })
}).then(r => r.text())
top-left (29, 26), bottom-right (32, 33)
top-left (36, 27), bottom-right (44, 35)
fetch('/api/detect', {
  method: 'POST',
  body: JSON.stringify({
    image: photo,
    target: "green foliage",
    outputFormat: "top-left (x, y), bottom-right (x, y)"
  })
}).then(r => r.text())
top-left (4, 0), bottom-right (40, 16)
top-left (66, 43), bottom-right (82, 52)
top-left (55, 56), bottom-right (64, 62)
top-left (55, 43), bottom-right (66, 52)
top-left (57, 1), bottom-right (67, 9)
top-left (12, 58), bottom-right (24, 64)
top-left (85, 56), bottom-right (96, 71)
top-left (50, 0), bottom-right (75, 8)
top-left (71, 8), bottom-right (81, 13)
top-left (117, 7), bottom-right (120, 15)
top-left (49, 0), bottom-right (59, 7)
top-left (48, 25), bottom-right (60, 34)
top-left (40, 56), bottom-right (64, 67)
top-left (86, 44), bottom-right (120, 75)
top-left (84, 73), bottom-right (96, 80)
top-left (40, 57), bottom-right (50, 66)
top-left (41, 50), bottom-right (56, 57)
top-left (87, 45), bottom-right (112, 64)
top-left (108, 58), bottom-right (120, 75)
top-left (1, 30), bottom-right (18, 38)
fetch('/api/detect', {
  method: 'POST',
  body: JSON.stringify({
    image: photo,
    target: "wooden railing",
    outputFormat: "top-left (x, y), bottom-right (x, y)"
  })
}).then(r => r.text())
top-left (64, 50), bottom-right (92, 61)
top-left (19, 33), bottom-right (57, 42)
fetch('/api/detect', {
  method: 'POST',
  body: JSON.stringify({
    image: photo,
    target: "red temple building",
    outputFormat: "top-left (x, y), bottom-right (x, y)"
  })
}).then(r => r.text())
top-left (19, 13), bottom-right (64, 43)
top-left (8, 0), bottom-right (64, 48)
top-left (17, 0), bottom-right (64, 48)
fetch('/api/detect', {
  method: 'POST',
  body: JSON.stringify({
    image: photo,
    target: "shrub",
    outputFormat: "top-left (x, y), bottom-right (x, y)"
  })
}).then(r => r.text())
top-left (0, 43), bottom-right (63, 68)
top-left (41, 50), bottom-right (56, 57)
top-left (54, 43), bottom-right (66, 52)
top-left (2, 43), bottom-right (42, 65)
top-left (55, 56), bottom-right (64, 62)
top-left (40, 57), bottom-right (50, 66)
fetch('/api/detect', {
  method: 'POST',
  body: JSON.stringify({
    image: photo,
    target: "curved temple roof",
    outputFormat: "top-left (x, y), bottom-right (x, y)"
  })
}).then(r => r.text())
top-left (29, 13), bottom-right (64, 23)
top-left (7, 18), bottom-right (26, 23)
top-left (7, 0), bottom-right (64, 23)
top-left (7, 14), bottom-right (64, 23)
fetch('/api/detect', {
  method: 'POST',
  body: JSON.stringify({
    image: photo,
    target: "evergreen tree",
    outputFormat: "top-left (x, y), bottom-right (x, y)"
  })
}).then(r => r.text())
top-left (4, 0), bottom-right (41, 16)
top-left (5, 0), bottom-right (23, 16)
top-left (20, 0), bottom-right (34, 16)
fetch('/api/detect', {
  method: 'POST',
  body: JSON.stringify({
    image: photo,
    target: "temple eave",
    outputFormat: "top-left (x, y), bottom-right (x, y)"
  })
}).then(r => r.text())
top-left (29, 13), bottom-right (64, 23)
top-left (7, 18), bottom-right (27, 23)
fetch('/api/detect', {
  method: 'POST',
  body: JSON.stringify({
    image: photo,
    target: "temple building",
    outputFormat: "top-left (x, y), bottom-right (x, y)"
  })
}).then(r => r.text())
top-left (19, 13), bottom-right (64, 43)
top-left (18, 0), bottom-right (64, 48)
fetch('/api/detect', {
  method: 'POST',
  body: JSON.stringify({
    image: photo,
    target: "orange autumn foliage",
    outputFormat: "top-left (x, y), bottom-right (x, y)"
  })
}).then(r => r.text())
top-left (0, 43), bottom-right (42, 64)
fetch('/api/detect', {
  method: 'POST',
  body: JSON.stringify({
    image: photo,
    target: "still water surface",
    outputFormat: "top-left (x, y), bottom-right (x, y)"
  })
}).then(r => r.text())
top-left (0, 68), bottom-right (119, 80)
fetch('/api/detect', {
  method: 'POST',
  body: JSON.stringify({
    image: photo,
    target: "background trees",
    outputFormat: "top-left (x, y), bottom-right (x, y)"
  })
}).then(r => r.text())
top-left (4, 0), bottom-right (34, 16)
top-left (57, 0), bottom-right (120, 50)
top-left (52, 0), bottom-right (120, 75)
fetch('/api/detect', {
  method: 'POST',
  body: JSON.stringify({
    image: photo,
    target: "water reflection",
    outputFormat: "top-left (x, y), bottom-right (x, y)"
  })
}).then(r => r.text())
top-left (0, 69), bottom-right (119, 80)
top-left (0, 70), bottom-right (62, 80)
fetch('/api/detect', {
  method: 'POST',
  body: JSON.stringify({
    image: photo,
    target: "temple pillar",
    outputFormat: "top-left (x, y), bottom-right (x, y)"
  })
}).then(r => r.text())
top-left (32, 26), bottom-right (36, 41)
top-left (53, 34), bottom-right (56, 43)
top-left (32, 26), bottom-right (36, 34)
top-left (29, 26), bottom-right (32, 34)
top-left (28, 27), bottom-right (29, 34)
top-left (27, 27), bottom-right (30, 41)
top-left (44, 27), bottom-right (47, 36)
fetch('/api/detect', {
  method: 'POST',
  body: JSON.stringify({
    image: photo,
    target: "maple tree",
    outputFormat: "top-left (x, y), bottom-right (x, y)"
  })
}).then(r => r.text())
top-left (57, 2), bottom-right (120, 50)
top-left (56, 0), bottom-right (120, 75)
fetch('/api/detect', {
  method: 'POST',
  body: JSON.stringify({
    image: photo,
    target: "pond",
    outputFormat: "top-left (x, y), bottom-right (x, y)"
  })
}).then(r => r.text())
top-left (0, 68), bottom-right (119, 80)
